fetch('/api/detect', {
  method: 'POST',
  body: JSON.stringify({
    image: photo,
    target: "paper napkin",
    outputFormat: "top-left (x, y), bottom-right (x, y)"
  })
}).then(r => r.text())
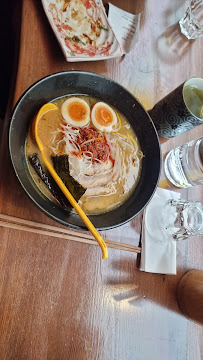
top-left (108, 3), bottom-right (140, 54)
top-left (140, 187), bottom-right (180, 275)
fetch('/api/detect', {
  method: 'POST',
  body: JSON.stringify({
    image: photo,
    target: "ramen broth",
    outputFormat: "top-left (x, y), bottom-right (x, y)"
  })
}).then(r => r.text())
top-left (26, 95), bottom-right (143, 215)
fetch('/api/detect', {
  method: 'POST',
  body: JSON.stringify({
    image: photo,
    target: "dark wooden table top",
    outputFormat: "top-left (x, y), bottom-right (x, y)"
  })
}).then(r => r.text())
top-left (0, 0), bottom-right (202, 359)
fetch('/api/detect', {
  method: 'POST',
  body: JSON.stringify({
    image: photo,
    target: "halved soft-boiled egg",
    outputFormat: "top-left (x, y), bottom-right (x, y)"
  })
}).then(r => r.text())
top-left (91, 102), bottom-right (117, 132)
top-left (61, 97), bottom-right (90, 127)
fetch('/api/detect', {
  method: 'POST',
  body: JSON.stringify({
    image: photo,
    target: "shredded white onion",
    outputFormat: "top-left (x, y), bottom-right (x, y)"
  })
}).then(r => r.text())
top-left (50, 123), bottom-right (142, 198)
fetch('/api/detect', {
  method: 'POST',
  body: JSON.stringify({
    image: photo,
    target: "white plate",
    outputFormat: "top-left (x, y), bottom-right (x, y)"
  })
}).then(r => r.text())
top-left (41, 0), bottom-right (123, 62)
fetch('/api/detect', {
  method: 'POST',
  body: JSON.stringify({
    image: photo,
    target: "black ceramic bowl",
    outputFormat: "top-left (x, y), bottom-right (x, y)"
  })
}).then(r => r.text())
top-left (9, 71), bottom-right (161, 230)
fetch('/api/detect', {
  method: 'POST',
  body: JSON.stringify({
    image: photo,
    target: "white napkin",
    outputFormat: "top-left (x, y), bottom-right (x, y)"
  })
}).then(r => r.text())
top-left (140, 187), bottom-right (180, 275)
top-left (108, 4), bottom-right (141, 54)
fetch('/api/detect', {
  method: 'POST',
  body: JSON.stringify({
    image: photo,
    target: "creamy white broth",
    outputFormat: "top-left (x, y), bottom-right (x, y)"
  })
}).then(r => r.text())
top-left (26, 95), bottom-right (143, 215)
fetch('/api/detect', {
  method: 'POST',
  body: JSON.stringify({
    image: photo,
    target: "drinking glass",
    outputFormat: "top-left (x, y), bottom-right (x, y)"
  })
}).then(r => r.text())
top-left (162, 199), bottom-right (203, 241)
top-left (179, 0), bottom-right (203, 40)
top-left (148, 77), bottom-right (203, 138)
top-left (164, 137), bottom-right (203, 188)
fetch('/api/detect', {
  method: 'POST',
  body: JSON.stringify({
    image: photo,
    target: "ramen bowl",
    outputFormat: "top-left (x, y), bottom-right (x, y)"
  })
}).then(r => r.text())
top-left (9, 71), bottom-right (161, 230)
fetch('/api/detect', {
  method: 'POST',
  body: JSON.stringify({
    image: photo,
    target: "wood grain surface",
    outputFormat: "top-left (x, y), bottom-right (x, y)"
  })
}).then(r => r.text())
top-left (0, 0), bottom-right (203, 359)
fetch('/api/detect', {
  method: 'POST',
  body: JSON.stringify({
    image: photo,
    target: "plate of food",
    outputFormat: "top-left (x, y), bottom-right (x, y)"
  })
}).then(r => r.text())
top-left (9, 71), bottom-right (161, 230)
top-left (41, 0), bottom-right (123, 61)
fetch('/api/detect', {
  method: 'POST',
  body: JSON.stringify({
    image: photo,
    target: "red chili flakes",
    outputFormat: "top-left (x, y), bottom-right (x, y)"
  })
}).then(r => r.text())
top-left (73, 127), bottom-right (110, 163)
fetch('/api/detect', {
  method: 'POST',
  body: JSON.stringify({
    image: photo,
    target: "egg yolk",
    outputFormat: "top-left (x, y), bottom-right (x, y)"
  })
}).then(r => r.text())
top-left (68, 102), bottom-right (87, 122)
top-left (95, 106), bottom-right (113, 126)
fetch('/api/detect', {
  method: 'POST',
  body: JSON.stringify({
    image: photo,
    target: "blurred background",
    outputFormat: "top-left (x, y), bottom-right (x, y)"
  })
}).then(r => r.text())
top-left (0, 1), bottom-right (21, 122)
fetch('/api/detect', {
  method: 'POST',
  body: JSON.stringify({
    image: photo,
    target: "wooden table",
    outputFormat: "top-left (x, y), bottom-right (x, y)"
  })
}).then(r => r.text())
top-left (0, 0), bottom-right (203, 359)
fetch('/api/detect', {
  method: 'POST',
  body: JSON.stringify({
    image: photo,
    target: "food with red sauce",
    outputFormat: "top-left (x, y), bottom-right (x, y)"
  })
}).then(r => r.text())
top-left (46, 0), bottom-right (122, 60)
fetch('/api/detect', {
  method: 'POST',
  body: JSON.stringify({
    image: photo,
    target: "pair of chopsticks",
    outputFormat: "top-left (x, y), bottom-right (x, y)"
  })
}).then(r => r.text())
top-left (0, 214), bottom-right (141, 254)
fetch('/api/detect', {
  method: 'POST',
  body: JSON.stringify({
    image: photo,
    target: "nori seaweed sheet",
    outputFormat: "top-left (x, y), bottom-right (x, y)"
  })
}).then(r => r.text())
top-left (52, 155), bottom-right (86, 202)
top-left (28, 154), bottom-right (70, 208)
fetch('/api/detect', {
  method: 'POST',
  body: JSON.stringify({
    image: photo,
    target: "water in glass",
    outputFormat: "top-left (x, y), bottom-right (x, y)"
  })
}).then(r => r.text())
top-left (164, 137), bottom-right (203, 188)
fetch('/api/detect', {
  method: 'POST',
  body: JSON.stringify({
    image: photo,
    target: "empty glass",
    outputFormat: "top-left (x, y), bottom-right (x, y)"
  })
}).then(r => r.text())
top-left (179, 0), bottom-right (203, 40)
top-left (162, 199), bottom-right (203, 241)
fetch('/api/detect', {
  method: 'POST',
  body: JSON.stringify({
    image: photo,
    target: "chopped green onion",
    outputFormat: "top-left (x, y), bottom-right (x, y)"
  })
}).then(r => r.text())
top-left (99, 25), bottom-right (109, 31)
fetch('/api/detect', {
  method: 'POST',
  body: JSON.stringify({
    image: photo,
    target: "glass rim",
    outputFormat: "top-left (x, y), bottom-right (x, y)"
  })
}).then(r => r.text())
top-left (183, 76), bottom-right (203, 121)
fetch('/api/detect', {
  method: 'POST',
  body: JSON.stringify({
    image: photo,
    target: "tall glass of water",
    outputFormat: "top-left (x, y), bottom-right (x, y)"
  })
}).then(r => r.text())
top-left (164, 137), bottom-right (203, 188)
